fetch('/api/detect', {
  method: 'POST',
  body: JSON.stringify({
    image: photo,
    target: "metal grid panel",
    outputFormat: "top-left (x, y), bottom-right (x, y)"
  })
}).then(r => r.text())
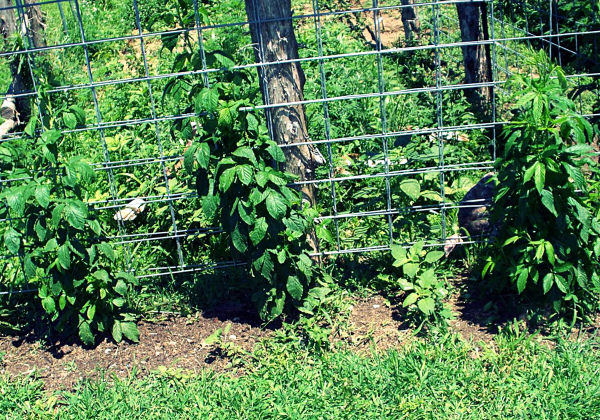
top-left (0, 0), bottom-right (598, 294)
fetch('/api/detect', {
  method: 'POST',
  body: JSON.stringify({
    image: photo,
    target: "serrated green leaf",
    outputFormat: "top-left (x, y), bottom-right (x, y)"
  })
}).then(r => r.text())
top-left (286, 276), bottom-right (303, 300)
top-left (233, 147), bottom-right (257, 165)
top-left (58, 244), bottom-right (70, 270)
top-left (65, 201), bottom-right (87, 230)
top-left (202, 195), bottom-right (219, 220)
top-left (219, 167), bottom-right (236, 192)
top-left (112, 320), bottom-right (123, 343)
top-left (35, 185), bottom-right (50, 208)
top-left (534, 162), bottom-right (545, 194)
top-left (63, 112), bottom-right (77, 129)
top-left (79, 321), bottom-right (95, 345)
top-left (265, 190), bottom-right (287, 219)
top-left (196, 142), bottom-right (210, 169)
top-left (237, 164), bottom-right (253, 185)
top-left (266, 144), bottom-right (285, 163)
top-left (183, 143), bottom-right (198, 173)
top-left (540, 190), bottom-right (557, 216)
top-left (4, 228), bottom-right (20, 254)
top-left (121, 322), bottom-right (139, 343)
top-left (231, 224), bottom-right (248, 253)
top-left (250, 217), bottom-right (268, 246)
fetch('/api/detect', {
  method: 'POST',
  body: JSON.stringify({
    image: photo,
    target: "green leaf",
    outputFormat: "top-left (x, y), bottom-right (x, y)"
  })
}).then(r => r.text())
top-left (4, 228), bottom-right (20, 254)
top-left (246, 113), bottom-right (259, 132)
top-left (266, 144), bottom-right (286, 163)
top-left (41, 296), bottom-right (56, 314)
top-left (63, 112), bottom-right (77, 129)
top-left (399, 179), bottom-right (421, 201)
top-left (391, 244), bottom-right (407, 264)
top-left (218, 107), bottom-right (233, 129)
top-left (417, 297), bottom-right (435, 315)
top-left (195, 143), bottom-right (210, 169)
top-left (112, 320), bottom-right (123, 343)
top-left (540, 190), bottom-right (557, 216)
top-left (92, 270), bottom-right (110, 283)
top-left (97, 242), bottom-right (115, 261)
top-left (563, 163), bottom-right (585, 190)
top-left (183, 143), bottom-right (198, 173)
top-left (121, 322), bottom-right (139, 343)
top-left (237, 165), bottom-right (254, 185)
top-left (403, 292), bottom-right (419, 307)
top-left (199, 88), bottom-right (219, 113)
top-left (79, 321), bottom-right (95, 346)
top-left (534, 162), bottom-right (546, 194)
top-left (542, 272), bottom-right (554, 294)
top-left (86, 304), bottom-right (96, 320)
top-left (114, 279), bottom-right (128, 296)
top-left (554, 274), bottom-right (569, 294)
top-left (231, 224), bottom-right (248, 253)
top-left (64, 201), bottom-right (88, 230)
top-left (250, 217), bottom-right (268, 246)
top-left (51, 203), bottom-right (64, 228)
top-left (219, 167), bottom-right (236, 192)
top-left (24, 114), bottom-right (37, 136)
top-left (233, 147), bottom-right (257, 165)
top-left (34, 220), bottom-right (47, 241)
top-left (516, 269), bottom-right (528, 294)
top-left (544, 241), bottom-right (555, 265)
top-left (424, 250), bottom-right (444, 263)
top-left (286, 276), bottom-right (303, 300)
top-left (202, 195), bottom-right (219, 220)
top-left (265, 190), bottom-right (288, 219)
top-left (35, 185), bottom-right (50, 208)
top-left (58, 244), bottom-right (71, 270)
top-left (403, 263), bottom-right (419, 278)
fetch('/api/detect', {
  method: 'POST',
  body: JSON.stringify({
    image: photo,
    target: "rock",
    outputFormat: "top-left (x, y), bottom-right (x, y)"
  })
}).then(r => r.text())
top-left (458, 173), bottom-right (497, 238)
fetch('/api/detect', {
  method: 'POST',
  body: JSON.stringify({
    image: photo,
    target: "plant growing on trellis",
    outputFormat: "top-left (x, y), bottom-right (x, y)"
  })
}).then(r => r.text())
top-left (0, 117), bottom-right (138, 345)
top-left (482, 51), bottom-right (600, 322)
top-left (184, 82), bottom-right (319, 320)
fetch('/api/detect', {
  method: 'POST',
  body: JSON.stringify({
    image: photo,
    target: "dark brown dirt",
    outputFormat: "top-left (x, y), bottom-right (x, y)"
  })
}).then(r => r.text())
top-left (0, 311), bottom-right (270, 391)
top-left (2, 294), bottom-right (597, 392)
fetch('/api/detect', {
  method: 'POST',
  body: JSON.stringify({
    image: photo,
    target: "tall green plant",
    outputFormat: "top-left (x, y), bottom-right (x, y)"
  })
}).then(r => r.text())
top-left (184, 83), bottom-right (319, 320)
top-left (483, 52), bottom-right (600, 321)
top-left (0, 118), bottom-right (138, 345)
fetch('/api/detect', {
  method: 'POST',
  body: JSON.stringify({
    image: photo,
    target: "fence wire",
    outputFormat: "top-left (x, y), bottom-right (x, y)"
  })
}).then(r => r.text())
top-left (0, 0), bottom-right (598, 294)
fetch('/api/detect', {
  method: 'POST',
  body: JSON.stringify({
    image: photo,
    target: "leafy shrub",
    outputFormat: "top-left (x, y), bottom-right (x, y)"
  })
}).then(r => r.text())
top-left (183, 84), bottom-right (319, 320)
top-left (386, 241), bottom-right (452, 328)
top-left (482, 52), bottom-right (600, 322)
top-left (0, 119), bottom-right (138, 345)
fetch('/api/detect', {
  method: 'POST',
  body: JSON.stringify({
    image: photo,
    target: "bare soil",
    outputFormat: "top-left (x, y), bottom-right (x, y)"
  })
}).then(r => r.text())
top-left (1, 294), bottom-right (597, 392)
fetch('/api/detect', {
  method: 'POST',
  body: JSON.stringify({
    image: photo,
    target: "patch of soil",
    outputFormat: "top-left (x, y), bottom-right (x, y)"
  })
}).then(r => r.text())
top-left (341, 295), bottom-right (412, 353)
top-left (0, 309), bottom-right (271, 392)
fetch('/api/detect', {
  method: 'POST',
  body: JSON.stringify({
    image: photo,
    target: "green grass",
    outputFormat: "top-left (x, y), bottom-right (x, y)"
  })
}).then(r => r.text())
top-left (2, 333), bottom-right (599, 419)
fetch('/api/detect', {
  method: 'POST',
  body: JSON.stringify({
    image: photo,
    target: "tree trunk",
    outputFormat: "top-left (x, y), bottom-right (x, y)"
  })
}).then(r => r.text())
top-left (401, 0), bottom-right (420, 42)
top-left (456, 1), bottom-right (492, 115)
top-left (243, 0), bottom-right (324, 208)
top-left (0, 0), bottom-right (45, 137)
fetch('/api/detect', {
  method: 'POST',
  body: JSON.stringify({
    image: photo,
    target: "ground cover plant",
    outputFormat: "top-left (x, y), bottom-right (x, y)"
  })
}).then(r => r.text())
top-left (1, 332), bottom-right (600, 419)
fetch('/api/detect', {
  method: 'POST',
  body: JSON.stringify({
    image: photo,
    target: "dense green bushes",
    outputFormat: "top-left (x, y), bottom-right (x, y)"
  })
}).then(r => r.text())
top-left (482, 52), bottom-right (600, 322)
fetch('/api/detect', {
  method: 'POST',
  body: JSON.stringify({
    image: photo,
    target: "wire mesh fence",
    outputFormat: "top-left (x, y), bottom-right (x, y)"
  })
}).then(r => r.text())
top-left (0, 0), bottom-right (598, 293)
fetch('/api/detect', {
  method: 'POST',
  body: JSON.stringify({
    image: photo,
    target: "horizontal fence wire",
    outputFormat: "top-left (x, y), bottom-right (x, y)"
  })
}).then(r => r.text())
top-left (0, 0), bottom-right (598, 294)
